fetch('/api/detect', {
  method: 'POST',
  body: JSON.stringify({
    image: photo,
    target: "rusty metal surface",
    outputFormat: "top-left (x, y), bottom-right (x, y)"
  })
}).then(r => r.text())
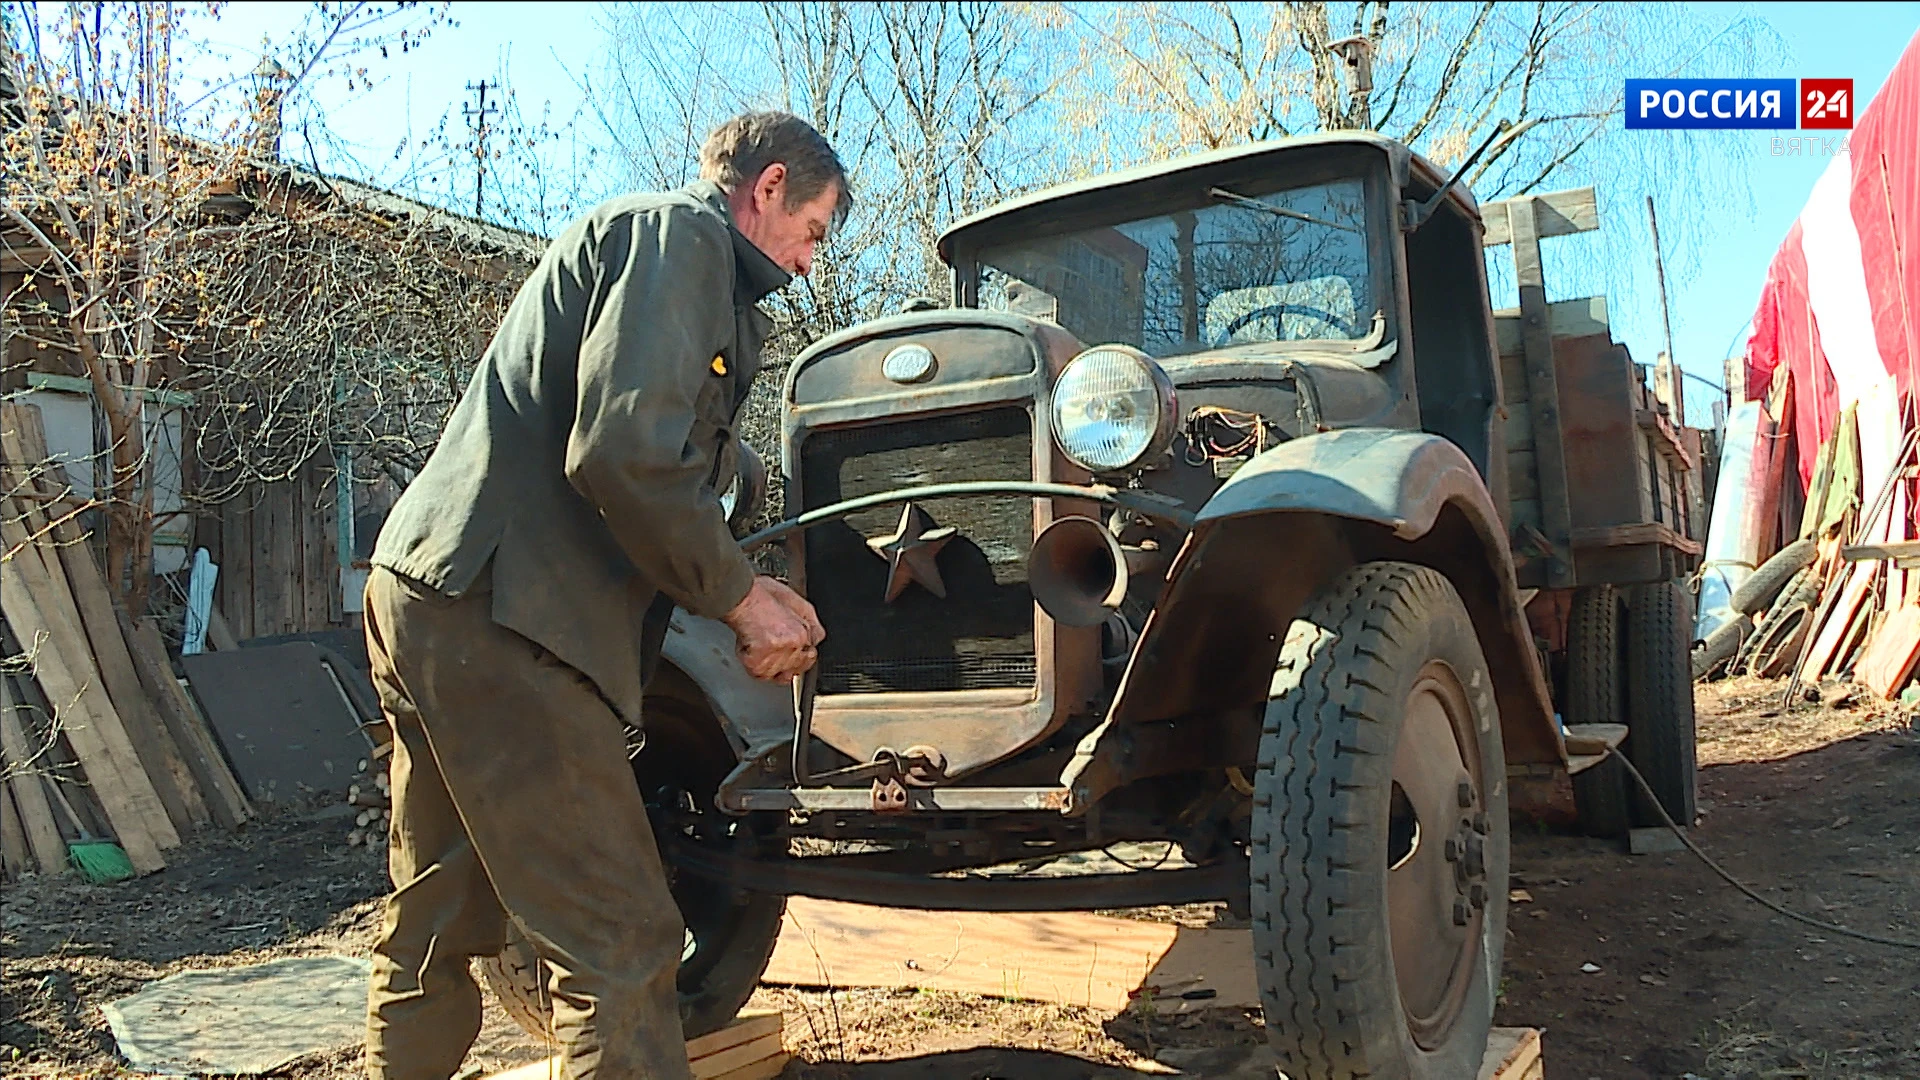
top-left (1389, 659), bottom-right (1490, 1049)
top-left (722, 786), bottom-right (1072, 813)
top-left (664, 836), bottom-right (1244, 911)
top-left (937, 131), bottom-right (1469, 264)
top-left (1084, 430), bottom-right (1564, 779)
top-left (658, 610), bottom-right (798, 757)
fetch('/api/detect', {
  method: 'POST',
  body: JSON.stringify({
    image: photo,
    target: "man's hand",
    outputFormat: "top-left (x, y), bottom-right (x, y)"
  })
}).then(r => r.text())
top-left (722, 576), bottom-right (825, 682)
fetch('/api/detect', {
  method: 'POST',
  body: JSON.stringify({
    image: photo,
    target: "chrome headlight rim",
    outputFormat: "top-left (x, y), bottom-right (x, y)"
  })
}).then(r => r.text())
top-left (1049, 344), bottom-right (1178, 474)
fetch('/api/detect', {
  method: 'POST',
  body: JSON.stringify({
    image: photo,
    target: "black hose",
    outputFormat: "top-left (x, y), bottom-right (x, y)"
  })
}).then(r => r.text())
top-left (1610, 749), bottom-right (1920, 949)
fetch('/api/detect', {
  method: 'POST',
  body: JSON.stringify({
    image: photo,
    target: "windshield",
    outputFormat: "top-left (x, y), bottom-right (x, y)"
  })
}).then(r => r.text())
top-left (976, 178), bottom-right (1375, 357)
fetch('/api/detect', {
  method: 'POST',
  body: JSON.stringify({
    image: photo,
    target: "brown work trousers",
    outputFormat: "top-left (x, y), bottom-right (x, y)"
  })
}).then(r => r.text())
top-left (362, 565), bottom-right (694, 1080)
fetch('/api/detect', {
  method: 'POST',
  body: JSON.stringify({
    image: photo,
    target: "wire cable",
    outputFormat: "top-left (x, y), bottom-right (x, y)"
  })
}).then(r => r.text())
top-left (1608, 748), bottom-right (1920, 949)
top-left (1102, 841), bottom-right (1178, 872)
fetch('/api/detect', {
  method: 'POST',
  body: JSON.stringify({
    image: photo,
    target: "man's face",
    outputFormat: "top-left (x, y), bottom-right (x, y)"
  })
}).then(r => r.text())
top-left (730, 163), bottom-right (840, 277)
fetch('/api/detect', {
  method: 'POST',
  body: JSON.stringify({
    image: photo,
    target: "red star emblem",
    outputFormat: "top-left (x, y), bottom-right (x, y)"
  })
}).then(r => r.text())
top-left (867, 503), bottom-right (956, 603)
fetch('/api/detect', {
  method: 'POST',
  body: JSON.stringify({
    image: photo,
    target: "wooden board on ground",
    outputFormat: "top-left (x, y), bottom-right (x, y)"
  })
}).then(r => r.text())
top-left (1481, 1027), bottom-right (1544, 1080)
top-left (483, 1011), bottom-right (788, 1080)
top-left (763, 896), bottom-right (1258, 1015)
top-left (1857, 600), bottom-right (1920, 698)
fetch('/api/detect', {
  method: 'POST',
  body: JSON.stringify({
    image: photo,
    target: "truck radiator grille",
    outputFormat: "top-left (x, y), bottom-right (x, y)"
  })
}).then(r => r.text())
top-left (799, 408), bottom-right (1037, 694)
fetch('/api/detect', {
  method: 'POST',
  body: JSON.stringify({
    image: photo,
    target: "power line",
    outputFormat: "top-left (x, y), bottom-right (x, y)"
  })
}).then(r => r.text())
top-left (462, 79), bottom-right (499, 219)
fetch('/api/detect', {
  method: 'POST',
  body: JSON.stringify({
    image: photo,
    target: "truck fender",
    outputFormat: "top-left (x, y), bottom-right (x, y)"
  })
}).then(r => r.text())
top-left (1067, 429), bottom-right (1562, 810)
top-left (657, 610), bottom-right (795, 759)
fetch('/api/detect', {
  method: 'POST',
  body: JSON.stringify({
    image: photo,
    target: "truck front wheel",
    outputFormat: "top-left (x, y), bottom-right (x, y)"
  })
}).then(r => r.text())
top-left (481, 694), bottom-right (786, 1040)
top-left (1253, 562), bottom-right (1508, 1080)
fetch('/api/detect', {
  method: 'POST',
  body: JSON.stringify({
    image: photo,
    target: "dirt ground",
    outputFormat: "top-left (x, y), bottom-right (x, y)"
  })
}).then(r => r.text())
top-left (4, 676), bottom-right (1916, 1080)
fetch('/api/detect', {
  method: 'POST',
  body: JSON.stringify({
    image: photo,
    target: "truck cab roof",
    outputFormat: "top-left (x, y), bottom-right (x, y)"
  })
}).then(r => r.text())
top-left (937, 131), bottom-right (1474, 264)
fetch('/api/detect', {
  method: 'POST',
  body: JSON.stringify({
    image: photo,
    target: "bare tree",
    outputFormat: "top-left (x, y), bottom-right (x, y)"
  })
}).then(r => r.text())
top-left (1057, 3), bottom-right (1781, 190)
top-left (2, 0), bottom-right (445, 615)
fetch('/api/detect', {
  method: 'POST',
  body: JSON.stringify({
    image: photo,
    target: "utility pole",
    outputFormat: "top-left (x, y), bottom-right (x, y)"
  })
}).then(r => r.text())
top-left (463, 79), bottom-right (499, 218)
top-left (1646, 195), bottom-right (1684, 427)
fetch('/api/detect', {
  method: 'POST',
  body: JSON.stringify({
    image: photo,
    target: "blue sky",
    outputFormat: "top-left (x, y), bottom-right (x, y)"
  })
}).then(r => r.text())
top-left (191, 2), bottom-right (1920, 415)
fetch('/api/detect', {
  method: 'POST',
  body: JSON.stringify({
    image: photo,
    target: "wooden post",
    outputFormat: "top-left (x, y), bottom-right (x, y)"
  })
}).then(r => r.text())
top-left (1508, 197), bottom-right (1577, 588)
top-left (1647, 196), bottom-right (1684, 428)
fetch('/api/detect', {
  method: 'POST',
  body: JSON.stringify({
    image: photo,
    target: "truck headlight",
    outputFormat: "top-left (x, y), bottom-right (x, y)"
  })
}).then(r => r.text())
top-left (1050, 345), bottom-right (1177, 473)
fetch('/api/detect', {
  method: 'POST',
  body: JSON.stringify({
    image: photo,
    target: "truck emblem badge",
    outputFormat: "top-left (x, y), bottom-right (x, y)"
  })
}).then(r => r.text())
top-left (867, 502), bottom-right (956, 602)
top-left (881, 343), bottom-right (937, 384)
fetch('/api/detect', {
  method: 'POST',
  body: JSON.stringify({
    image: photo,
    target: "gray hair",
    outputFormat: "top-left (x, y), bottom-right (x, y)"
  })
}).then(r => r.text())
top-left (699, 111), bottom-right (852, 229)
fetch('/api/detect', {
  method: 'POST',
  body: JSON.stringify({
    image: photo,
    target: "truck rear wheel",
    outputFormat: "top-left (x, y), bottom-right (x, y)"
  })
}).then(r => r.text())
top-left (1253, 562), bottom-right (1508, 1080)
top-left (481, 693), bottom-right (786, 1040)
top-left (1566, 586), bottom-right (1631, 837)
top-left (1625, 580), bottom-right (1699, 828)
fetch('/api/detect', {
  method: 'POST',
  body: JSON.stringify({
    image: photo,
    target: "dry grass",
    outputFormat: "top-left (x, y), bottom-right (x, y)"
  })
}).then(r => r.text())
top-left (1692, 675), bottom-right (1911, 767)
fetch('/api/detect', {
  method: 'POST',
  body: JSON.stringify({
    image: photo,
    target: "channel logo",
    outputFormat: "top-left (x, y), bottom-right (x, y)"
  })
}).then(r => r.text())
top-left (1624, 79), bottom-right (1854, 130)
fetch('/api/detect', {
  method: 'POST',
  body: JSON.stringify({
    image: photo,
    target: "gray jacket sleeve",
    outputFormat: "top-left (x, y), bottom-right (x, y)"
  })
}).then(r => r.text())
top-left (564, 205), bottom-right (757, 620)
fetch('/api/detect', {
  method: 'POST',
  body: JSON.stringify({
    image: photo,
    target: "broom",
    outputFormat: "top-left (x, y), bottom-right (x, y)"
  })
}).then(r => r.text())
top-left (41, 775), bottom-right (136, 883)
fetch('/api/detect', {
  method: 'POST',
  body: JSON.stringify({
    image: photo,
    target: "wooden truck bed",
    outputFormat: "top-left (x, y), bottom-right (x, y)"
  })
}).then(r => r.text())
top-left (1483, 190), bottom-right (1704, 592)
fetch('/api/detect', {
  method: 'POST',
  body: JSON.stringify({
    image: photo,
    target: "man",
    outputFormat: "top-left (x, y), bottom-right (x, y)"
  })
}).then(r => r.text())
top-left (362, 112), bottom-right (846, 1079)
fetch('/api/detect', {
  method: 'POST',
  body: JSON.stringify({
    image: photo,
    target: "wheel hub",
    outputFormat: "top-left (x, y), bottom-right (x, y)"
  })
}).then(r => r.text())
top-left (1387, 662), bottom-right (1486, 1051)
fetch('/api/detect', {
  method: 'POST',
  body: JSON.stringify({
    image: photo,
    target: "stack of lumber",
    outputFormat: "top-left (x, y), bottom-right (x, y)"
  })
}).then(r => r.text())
top-left (487, 1011), bottom-right (788, 1080)
top-left (346, 745), bottom-right (391, 849)
top-left (1, 402), bottom-right (251, 879)
top-left (1713, 383), bottom-right (1920, 701)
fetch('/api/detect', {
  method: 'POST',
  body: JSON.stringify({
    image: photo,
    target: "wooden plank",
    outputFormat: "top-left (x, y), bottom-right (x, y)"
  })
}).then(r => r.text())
top-left (1482, 185), bottom-right (1598, 246)
top-left (208, 605), bottom-right (241, 651)
top-left (2, 782), bottom-right (31, 877)
top-left (489, 1051), bottom-right (792, 1080)
top-left (1636, 408), bottom-right (1693, 468)
top-left (1507, 198), bottom-right (1576, 588)
top-left (1842, 539), bottom-right (1920, 563)
top-left (0, 509), bottom-right (170, 871)
top-left (483, 1013), bottom-right (788, 1080)
top-left (1508, 449), bottom-right (1540, 502)
top-left (687, 1011), bottom-right (784, 1062)
top-left (7, 409), bottom-right (209, 835)
top-left (219, 494), bottom-right (252, 640)
top-left (251, 484), bottom-right (277, 636)
top-left (1480, 1026), bottom-right (1544, 1080)
top-left (126, 616), bottom-right (252, 827)
top-left (692, 1035), bottom-right (785, 1080)
top-left (1804, 562), bottom-right (1879, 682)
top-left (1492, 295), bottom-right (1612, 355)
top-left (1503, 402), bottom-right (1535, 454)
top-left (764, 896), bottom-right (1257, 1014)
top-left (0, 681), bottom-right (71, 875)
top-left (1570, 522), bottom-right (1704, 556)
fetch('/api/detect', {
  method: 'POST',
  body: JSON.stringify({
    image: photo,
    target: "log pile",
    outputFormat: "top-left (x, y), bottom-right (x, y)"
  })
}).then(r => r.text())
top-left (345, 746), bottom-right (391, 849)
top-left (1, 402), bottom-right (251, 879)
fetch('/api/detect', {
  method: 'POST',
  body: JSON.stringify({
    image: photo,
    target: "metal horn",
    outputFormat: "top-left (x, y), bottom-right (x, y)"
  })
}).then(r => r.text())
top-left (1029, 516), bottom-right (1129, 627)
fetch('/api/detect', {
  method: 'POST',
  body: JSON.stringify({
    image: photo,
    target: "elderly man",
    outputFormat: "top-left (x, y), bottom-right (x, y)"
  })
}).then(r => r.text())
top-left (362, 112), bottom-right (846, 1079)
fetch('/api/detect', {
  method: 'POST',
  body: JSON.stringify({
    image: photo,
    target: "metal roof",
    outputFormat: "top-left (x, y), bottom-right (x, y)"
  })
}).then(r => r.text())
top-left (278, 165), bottom-right (548, 260)
top-left (937, 131), bottom-right (1469, 261)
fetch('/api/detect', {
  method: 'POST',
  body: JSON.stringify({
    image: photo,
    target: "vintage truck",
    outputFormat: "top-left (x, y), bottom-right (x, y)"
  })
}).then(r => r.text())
top-left (487, 132), bottom-right (1704, 1080)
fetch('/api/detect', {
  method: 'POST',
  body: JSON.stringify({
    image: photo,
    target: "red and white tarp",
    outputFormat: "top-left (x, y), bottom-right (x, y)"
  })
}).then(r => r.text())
top-left (1746, 29), bottom-right (1920, 529)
